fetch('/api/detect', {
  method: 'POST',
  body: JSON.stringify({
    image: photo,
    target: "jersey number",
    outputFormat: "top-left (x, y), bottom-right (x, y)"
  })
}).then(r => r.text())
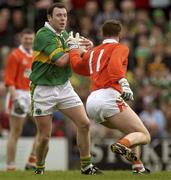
top-left (89, 49), bottom-right (104, 74)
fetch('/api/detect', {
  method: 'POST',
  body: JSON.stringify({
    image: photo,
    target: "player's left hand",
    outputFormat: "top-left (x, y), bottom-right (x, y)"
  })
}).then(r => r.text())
top-left (79, 36), bottom-right (94, 51)
top-left (121, 86), bottom-right (134, 101)
top-left (118, 78), bottom-right (134, 101)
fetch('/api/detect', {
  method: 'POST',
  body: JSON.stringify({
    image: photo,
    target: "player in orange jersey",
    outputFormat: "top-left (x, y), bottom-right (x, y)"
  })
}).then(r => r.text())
top-left (4, 28), bottom-right (37, 171)
top-left (67, 20), bottom-right (151, 174)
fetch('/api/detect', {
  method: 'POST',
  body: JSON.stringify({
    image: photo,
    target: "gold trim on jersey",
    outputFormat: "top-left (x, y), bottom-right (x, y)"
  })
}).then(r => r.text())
top-left (49, 48), bottom-right (63, 60)
top-left (33, 51), bottom-right (51, 63)
top-left (33, 47), bottom-right (68, 64)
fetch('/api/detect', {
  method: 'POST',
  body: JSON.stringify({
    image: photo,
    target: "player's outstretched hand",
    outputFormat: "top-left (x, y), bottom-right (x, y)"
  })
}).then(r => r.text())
top-left (79, 36), bottom-right (94, 51)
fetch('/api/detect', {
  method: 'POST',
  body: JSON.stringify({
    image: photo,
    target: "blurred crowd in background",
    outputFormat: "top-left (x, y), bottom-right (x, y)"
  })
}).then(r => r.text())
top-left (0, 0), bottom-right (171, 143)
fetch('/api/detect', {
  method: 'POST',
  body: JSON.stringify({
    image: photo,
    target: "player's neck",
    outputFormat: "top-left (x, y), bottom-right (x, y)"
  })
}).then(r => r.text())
top-left (104, 36), bottom-right (119, 42)
top-left (48, 22), bottom-right (63, 34)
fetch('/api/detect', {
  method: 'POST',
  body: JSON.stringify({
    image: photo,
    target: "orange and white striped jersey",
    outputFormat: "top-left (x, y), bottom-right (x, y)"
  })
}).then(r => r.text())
top-left (5, 45), bottom-right (33, 90)
top-left (70, 39), bottom-right (129, 93)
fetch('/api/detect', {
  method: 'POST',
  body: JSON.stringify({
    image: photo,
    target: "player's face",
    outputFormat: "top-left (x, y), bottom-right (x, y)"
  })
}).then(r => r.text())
top-left (48, 7), bottom-right (67, 32)
top-left (21, 33), bottom-right (34, 51)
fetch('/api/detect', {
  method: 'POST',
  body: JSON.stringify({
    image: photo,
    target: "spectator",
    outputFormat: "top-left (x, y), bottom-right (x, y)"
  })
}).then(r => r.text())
top-left (139, 101), bottom-right (167, 139)
top-left (94, 0), bottom-right (121, 30)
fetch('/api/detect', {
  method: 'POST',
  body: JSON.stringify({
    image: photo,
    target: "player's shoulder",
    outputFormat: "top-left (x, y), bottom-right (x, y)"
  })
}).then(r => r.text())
top-left (117, 43), bottom-right (129, 52)
top-left (93, 43), bottom-right (104, 51)
top-left (7, 48), bottom-right (21, 61)
top-left (10, 47), bottom-right (18, 53)
top-left (35, 27), bottom-right (55, 40)
top-left (9, 48), bottom-right (20, 56)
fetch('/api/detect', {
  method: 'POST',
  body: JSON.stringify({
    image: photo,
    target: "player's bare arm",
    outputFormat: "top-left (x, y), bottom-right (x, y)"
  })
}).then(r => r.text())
top-left (54, 52), bottom-right (69, 67)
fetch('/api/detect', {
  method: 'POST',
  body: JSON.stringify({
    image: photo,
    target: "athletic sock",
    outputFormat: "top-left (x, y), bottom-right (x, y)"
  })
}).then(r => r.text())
top-left (27, 155), bottom-right (37, 166)
top-left (80, 156), bottom-right (91, 169)
top-left (36, 161), bottom-right (45, 170)
top-left (132, 159), bottom-right (145, 171)
top-left (118, 138), bottom-right (131, 148)
top-left (7, 162), bottom-right (16, 171)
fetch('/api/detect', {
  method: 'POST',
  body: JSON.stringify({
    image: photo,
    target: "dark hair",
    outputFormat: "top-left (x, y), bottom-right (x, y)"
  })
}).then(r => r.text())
top-left (47, 2), bottom-right (66, 16)
top-left (21, 28), bottom-right (34, 35)
top-left (102, 20), bottom-right (122, 37)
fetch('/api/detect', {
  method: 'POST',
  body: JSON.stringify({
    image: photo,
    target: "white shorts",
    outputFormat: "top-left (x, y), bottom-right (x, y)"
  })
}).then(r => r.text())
top-left (5, 90), bottom-right (31, 118)
top-left (86, 88), bottom-right (127, 123)
top-left (31, 80), bottom-right (83, 116)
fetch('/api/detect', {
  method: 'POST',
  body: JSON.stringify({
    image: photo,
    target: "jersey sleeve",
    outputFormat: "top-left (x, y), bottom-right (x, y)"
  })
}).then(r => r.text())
top-left (34, 31), bottom-right (65, 62)
top-left (69, 50), bottom-right (90, 76)
top-left (108, 44), bottom-right (129, 82)
top-left (4, 51), bottom-right (19, 87)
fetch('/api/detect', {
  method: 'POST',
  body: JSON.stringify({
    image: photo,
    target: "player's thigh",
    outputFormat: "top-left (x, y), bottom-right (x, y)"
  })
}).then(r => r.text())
top-left (32, 85), bottom-right (57, 116)
top-left (105, 106), bottom-right (148, 134)
top-left (60, 105), bottom-right (90, 128)
top-left (57, 81), bottom-right (83, 110)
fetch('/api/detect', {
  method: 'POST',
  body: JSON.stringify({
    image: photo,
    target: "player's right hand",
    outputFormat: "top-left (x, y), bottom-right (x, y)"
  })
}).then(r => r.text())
top-left (66, 31), bottom-right (79, 50)
top-left (121, 86), bottom-right (134, 101)
top-left (13, 99), bottom-right (25, 115)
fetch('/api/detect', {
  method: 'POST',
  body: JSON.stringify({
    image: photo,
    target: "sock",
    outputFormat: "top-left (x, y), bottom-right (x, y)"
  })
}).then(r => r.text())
top-left (7, 162), bottom-right (16, 171)
top-left (80, 156), bottom-right (91, 169)
top-left (27, 155), bottom-right (37, 165)
top-left (36, 161), bottom-right (45, 170)
top-left (132, 159), bottom-right (145, 171)
top-left (118, 138), bottom-right (131, 148)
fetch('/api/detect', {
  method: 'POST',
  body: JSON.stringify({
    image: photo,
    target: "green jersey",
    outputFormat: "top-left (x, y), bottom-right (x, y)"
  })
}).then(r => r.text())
top-left (29, 23), bottom-right (71, 85)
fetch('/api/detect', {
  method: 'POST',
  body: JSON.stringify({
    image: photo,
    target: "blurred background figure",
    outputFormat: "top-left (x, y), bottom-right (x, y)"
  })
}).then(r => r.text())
top-left (139, 100), bottom-right (167, 139)
top-left (94, 0), bottom-right (121, 31)
top-left (4, 28), bottom-right (37, 171)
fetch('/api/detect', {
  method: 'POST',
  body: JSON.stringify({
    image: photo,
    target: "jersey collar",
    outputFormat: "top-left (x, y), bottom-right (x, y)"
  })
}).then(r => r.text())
top-left (102, 39), bottom-right (118, 44)
top-left (45, 22), bottom-right (56, 33)
top-left (44, 22), bottom-right (64, 36)
top-left (19, 45), bottom-right (32, 57)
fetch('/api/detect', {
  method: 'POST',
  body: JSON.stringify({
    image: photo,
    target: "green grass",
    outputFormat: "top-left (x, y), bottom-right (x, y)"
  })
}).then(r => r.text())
top-left (0, 170), bottom-right (170, 180)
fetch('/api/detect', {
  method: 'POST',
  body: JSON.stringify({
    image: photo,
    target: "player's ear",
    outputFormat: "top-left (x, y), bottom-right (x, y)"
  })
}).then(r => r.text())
top-left (118, 32), bottom-right (122, 42)
top-left (47, 14), bottom-right (51, 22)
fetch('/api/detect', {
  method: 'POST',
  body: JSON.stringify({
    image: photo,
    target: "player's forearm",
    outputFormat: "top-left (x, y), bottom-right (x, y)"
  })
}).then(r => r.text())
top-left (69, 50), bottom-right (83, 68)
top-left (8, 86), bottom-right (16, 100)
top-left (54, 53), bottom-right (70, 67)
top-left (69, 50), bottom-right (90, 76)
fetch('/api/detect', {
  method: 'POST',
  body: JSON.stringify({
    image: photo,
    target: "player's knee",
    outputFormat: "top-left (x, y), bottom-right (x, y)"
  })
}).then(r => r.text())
top-left (11, 129), bottom-right (22, 138)
top-left (144, 130), bottom-right (151, 144)
top-left (39, 134), bottom-right (51, 145)
top-left (77, 120), bottom-right (90, 131)
top-left (146, 131), bottom-right (151, 144)
top-left (10, 134), bottom-right (19, 141)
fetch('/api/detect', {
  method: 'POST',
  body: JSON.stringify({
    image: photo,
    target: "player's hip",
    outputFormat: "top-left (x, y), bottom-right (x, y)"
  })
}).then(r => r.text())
top-left (86, 88), bottom-right (127, 123)
top-left (31, 80), bottom-right (83, 116)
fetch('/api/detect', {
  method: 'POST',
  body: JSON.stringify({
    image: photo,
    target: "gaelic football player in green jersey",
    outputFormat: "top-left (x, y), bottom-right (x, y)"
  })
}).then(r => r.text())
top-left (29, 2), bottom-right (102, 175)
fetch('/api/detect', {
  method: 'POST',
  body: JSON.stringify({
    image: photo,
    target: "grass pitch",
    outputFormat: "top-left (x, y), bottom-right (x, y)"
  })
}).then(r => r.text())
top-left (0, 170), bottom-right (170, 180)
